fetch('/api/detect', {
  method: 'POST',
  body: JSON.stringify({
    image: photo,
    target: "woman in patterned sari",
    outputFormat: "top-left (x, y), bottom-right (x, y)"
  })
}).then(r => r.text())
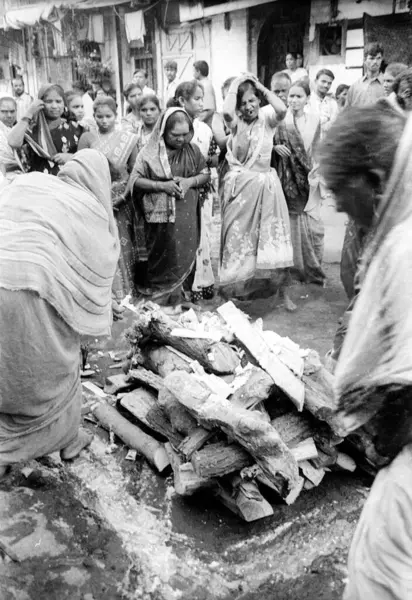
top-left (274, 79), bottom-right (325, 285)
top-left (8, 84), bottom-right (83, 175)
top-left (220, 74), bottom-right (295, 307)
top-left (128, 108), bottom-right (210, 311)
top-left (78, 95), bottom-right (138, 299)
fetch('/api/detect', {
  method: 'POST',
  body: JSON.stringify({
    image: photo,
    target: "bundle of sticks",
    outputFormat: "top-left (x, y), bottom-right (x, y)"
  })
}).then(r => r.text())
top-left (87, 301), bottom-right (376, 523)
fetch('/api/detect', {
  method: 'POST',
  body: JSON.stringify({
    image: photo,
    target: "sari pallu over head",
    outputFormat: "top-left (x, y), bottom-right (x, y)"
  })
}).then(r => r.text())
top-left (129, 107), bottom-right (196, 223)
top-left (0, 149), bottom-right (119, 337)
top-left (334, 114), bottom-right (412, 436)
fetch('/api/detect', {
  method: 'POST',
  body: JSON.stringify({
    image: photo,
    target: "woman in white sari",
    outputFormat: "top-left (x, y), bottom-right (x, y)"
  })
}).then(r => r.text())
top-left (220, 74), bottom-right (294, 307)
top-left (319, 104), bottom-right (411, 600)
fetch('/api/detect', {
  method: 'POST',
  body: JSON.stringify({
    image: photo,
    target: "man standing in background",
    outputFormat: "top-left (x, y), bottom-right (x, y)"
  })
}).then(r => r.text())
top-left (132, 69), bottom-right (155, 96)
top-left (346, 42), bottom-right (385, 107)
top-left (193, 60), bottom-right (216, 125)
top-left (11, 77), bottom-right (32, 121)
top-left (164, 60), bottom-right (179, 104)
top-left (307, 69), bottom-right (338, 138)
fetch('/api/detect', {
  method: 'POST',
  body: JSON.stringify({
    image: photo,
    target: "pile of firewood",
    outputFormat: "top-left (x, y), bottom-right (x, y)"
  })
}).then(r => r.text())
top-left (84, 301), bottom-right (378, 522)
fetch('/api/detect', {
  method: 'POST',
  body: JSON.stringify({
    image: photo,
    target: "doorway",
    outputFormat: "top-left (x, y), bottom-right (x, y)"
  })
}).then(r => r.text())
top-left (253, 1), bottom-right (311, 87)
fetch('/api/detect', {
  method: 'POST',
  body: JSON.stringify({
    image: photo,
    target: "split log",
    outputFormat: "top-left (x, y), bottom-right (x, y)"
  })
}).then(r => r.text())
top-left (262, 330), bottom-right (304, 377)
top-left (290, 437), bottom-right (318, 462)
top-left (178, 427), bottom-right (215, 460)
top-left (218, 301), bottom-right (305, 410)
top-left (120, 389), bottom-right (184, 448)
top-left (144, 344), bottom-right (192, 377)
top-left (135, 310), bottom-right (240, 374)
top-left (311, 448), bottom-right (338, 469)
top-left (126, 367), bottom-right (165, 392)
top-left (230, 366), bottom-right (274, 410)
top-left (191, 442), bottom-right (253, 478)
top-left (92, 402), bottom-right (169, 472)
top-left (299, 461), bottom-right (325, 486)
top-left (215, 474), bottom-right (274, 522)
top-left (165, 371), bottom-right (300, 497)
top-left (165, 443), bottom-right (216, 496)
top-left (335, 452), bottom-right (357, 472)
top-left (104, 374), bottom-right (135, 396)
top-left (302, 366), bottom-right (347, 435)
top-left (271, 413), bottom-right (315, 446)
top-left (158, 387), bottom-right (198, 435)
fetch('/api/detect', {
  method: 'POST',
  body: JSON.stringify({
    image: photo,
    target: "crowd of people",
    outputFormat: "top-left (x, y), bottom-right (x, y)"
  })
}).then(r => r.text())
top-left (2, 40), bottom-right (412, 600)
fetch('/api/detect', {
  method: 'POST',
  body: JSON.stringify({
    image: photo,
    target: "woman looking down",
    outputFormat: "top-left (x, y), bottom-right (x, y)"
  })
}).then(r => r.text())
top-left (0, 150), bottom-right (119, 474)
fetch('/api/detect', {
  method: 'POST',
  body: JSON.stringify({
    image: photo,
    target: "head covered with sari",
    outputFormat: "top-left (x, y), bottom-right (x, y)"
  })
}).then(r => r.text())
top-left (0, 149), bottom-right (119, 336)
top-left (129, 107), bottom-right (195, 223)
top-left (319, 105), bottom-right (410, 439)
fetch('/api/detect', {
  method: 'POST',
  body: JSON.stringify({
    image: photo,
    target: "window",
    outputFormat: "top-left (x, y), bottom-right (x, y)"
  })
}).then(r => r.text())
top-left (319, 24), bottom-right (343, 56)
top-left (345, 27), bottom-right (364, 82)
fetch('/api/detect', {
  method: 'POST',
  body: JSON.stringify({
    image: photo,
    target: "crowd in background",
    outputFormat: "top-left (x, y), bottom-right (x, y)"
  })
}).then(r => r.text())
top-left (3, 40), bottom-right (412, 600)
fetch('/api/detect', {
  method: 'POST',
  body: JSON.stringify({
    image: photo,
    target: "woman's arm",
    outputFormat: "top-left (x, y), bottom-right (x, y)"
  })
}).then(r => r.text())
top-left (77, 131), bottom-right (95, 151)
top-left (8, 99), bottom-right (44, 149)
top-left (223, 77), bottom-right (243, 128)
top-left (212, 113), bottom-right (229, 151)
top-left (253, 79), bottom-right (287, 126)
top-left (127, 146), bottom-right (138, 173)
top-left (134, 177), bottom-right (181, 196)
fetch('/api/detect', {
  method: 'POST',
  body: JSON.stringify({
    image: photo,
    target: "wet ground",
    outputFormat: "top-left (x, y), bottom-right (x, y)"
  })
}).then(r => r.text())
top-left (0, 260), bottom-right (371, 600)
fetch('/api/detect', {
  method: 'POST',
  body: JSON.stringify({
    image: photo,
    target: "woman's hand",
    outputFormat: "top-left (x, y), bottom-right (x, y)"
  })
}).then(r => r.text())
top-left (274, 144), bottom-right (291, 158)
top-left (112, 298), bottom-right (125, 321)
top-left (53, 153), bottom-right (72, 165)
top-left (25, 99), bottom-right (44, 120)
top-left (160, 180), bottom-right (182, 197)
top-left (175, 177), bottom-right (192, 198)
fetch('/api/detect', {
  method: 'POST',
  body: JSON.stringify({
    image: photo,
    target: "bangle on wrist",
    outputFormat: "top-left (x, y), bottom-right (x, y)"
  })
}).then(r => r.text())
top-left (21, 116), bottom-right (31, 123)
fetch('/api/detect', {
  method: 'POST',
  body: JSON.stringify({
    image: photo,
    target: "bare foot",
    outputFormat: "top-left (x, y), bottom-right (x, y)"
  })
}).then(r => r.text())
top-left (283, 291), bottom-right (297, 312)
top-left (61, 429), bottom-right (93, 461)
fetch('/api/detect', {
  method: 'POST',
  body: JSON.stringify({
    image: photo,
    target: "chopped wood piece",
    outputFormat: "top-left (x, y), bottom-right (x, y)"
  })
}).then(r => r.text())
top-left (120, 389), bottom-right (184, 448)
top-left (165, 371), bottom-right (300, 497)
top-left (263, 330), bottom-right (304, 377)
top-left (230, 366), bottom-right (274, 410)
top-left (302, 366), bottom-right (346, 435)
top-left (104, 374), bottom-right (134, 396)
top-left (191, 442), bottom-right (253, 478)
top-left (144, 344), bottom-right (192, 377)
top-left (290, 437), bottom-right (318, 463)
top-left (178, 427), bottom-right (215, 459)
top-left (158, 388), bottom-right (198, 435)
top-left (126, 368), bottom-right (165, 391)
top-left (299, 461), bottom-right (325, 486)
top-left (335, 452), bottom-right (357, 472)
top-left (271, 413), bottom-right (315, 446)
top-left (133, 310), bottom-right (240, 374)
top-left (218, 301), bottom-right (305, 410)
top-left (311, 448), bottom-right (338, 469)
top-left (92, 402), bottom-right (169, 472)
top-left (215, 475), bottom-right (274, 522)
top-left (165, 443), bottom-right (216, 496)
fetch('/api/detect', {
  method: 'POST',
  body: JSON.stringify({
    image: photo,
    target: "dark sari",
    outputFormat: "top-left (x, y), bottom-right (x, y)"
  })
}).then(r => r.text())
top-left (129, 108), bottom-right (206, 300)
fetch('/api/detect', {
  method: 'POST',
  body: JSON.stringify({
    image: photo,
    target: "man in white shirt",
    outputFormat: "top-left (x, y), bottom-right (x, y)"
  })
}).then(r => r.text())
top-left (132, 69), bottom-right (155, 96)
top-left (193, 60), bottom-right (216, 126)
top-left (307, 68), bottom-right (338, 138)
top-left (164, 60), bottom-right (179, 105)
top-left (11, 77), bottom-right (32, 121)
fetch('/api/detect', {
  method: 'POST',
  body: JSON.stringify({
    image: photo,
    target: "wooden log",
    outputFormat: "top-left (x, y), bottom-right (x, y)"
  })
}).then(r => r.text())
top-left (165, 443), bottom-right (216, 496)
top-left (104, 374), bottom-right (135, 396)
top-left (335, 452), bottom-right (357, 472)
top-left (178, 427), bottom-right (215, 459)
top-left (218, 302), bottom-right (305, 410)
top-left (262, 330), bottom-right (304, 377)
top-left (191, 442), bottom-right (253, 478)
top-left (92, 402), bottom-right (169, 472)
top-left (299, 461), bottom-right (325, 486)
top-left (157, 387), bottom-right (198, 435)
top-left (144, 344), bottom-right (192, 377)
top-left (126, 367), bottom-right (165, 392)
top-left (271, 413), bottom-right (315, 446)
top-left (230, 366), bottom-right (274, 410)
top-left (120, 389), bottom-right (184, 448)
top-left (302, 366), bottom-right (347, 435)
top-left (215, 475), bottom-right (274, 522)
top-left (165, 371), bottom-right (300, 496)
top-left (136, 309), bottom-right (240, 374)
top-left (290, 437), bottom-right (318, 462)
top-left (311, 448), bottom-right (338, 469)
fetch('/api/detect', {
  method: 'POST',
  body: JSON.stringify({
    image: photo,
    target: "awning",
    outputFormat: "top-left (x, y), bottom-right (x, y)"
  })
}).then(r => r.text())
top-left (1, 0), bottom-right (130, 30)
top-left (179, 0), bottom-right (277, 23)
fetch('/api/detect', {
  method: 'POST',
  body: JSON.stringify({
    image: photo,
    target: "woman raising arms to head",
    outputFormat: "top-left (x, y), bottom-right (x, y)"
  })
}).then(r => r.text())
top-left (8, 84), bottom-right (83, 175)
top-left (220, 74), bottom-right (295, 308)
